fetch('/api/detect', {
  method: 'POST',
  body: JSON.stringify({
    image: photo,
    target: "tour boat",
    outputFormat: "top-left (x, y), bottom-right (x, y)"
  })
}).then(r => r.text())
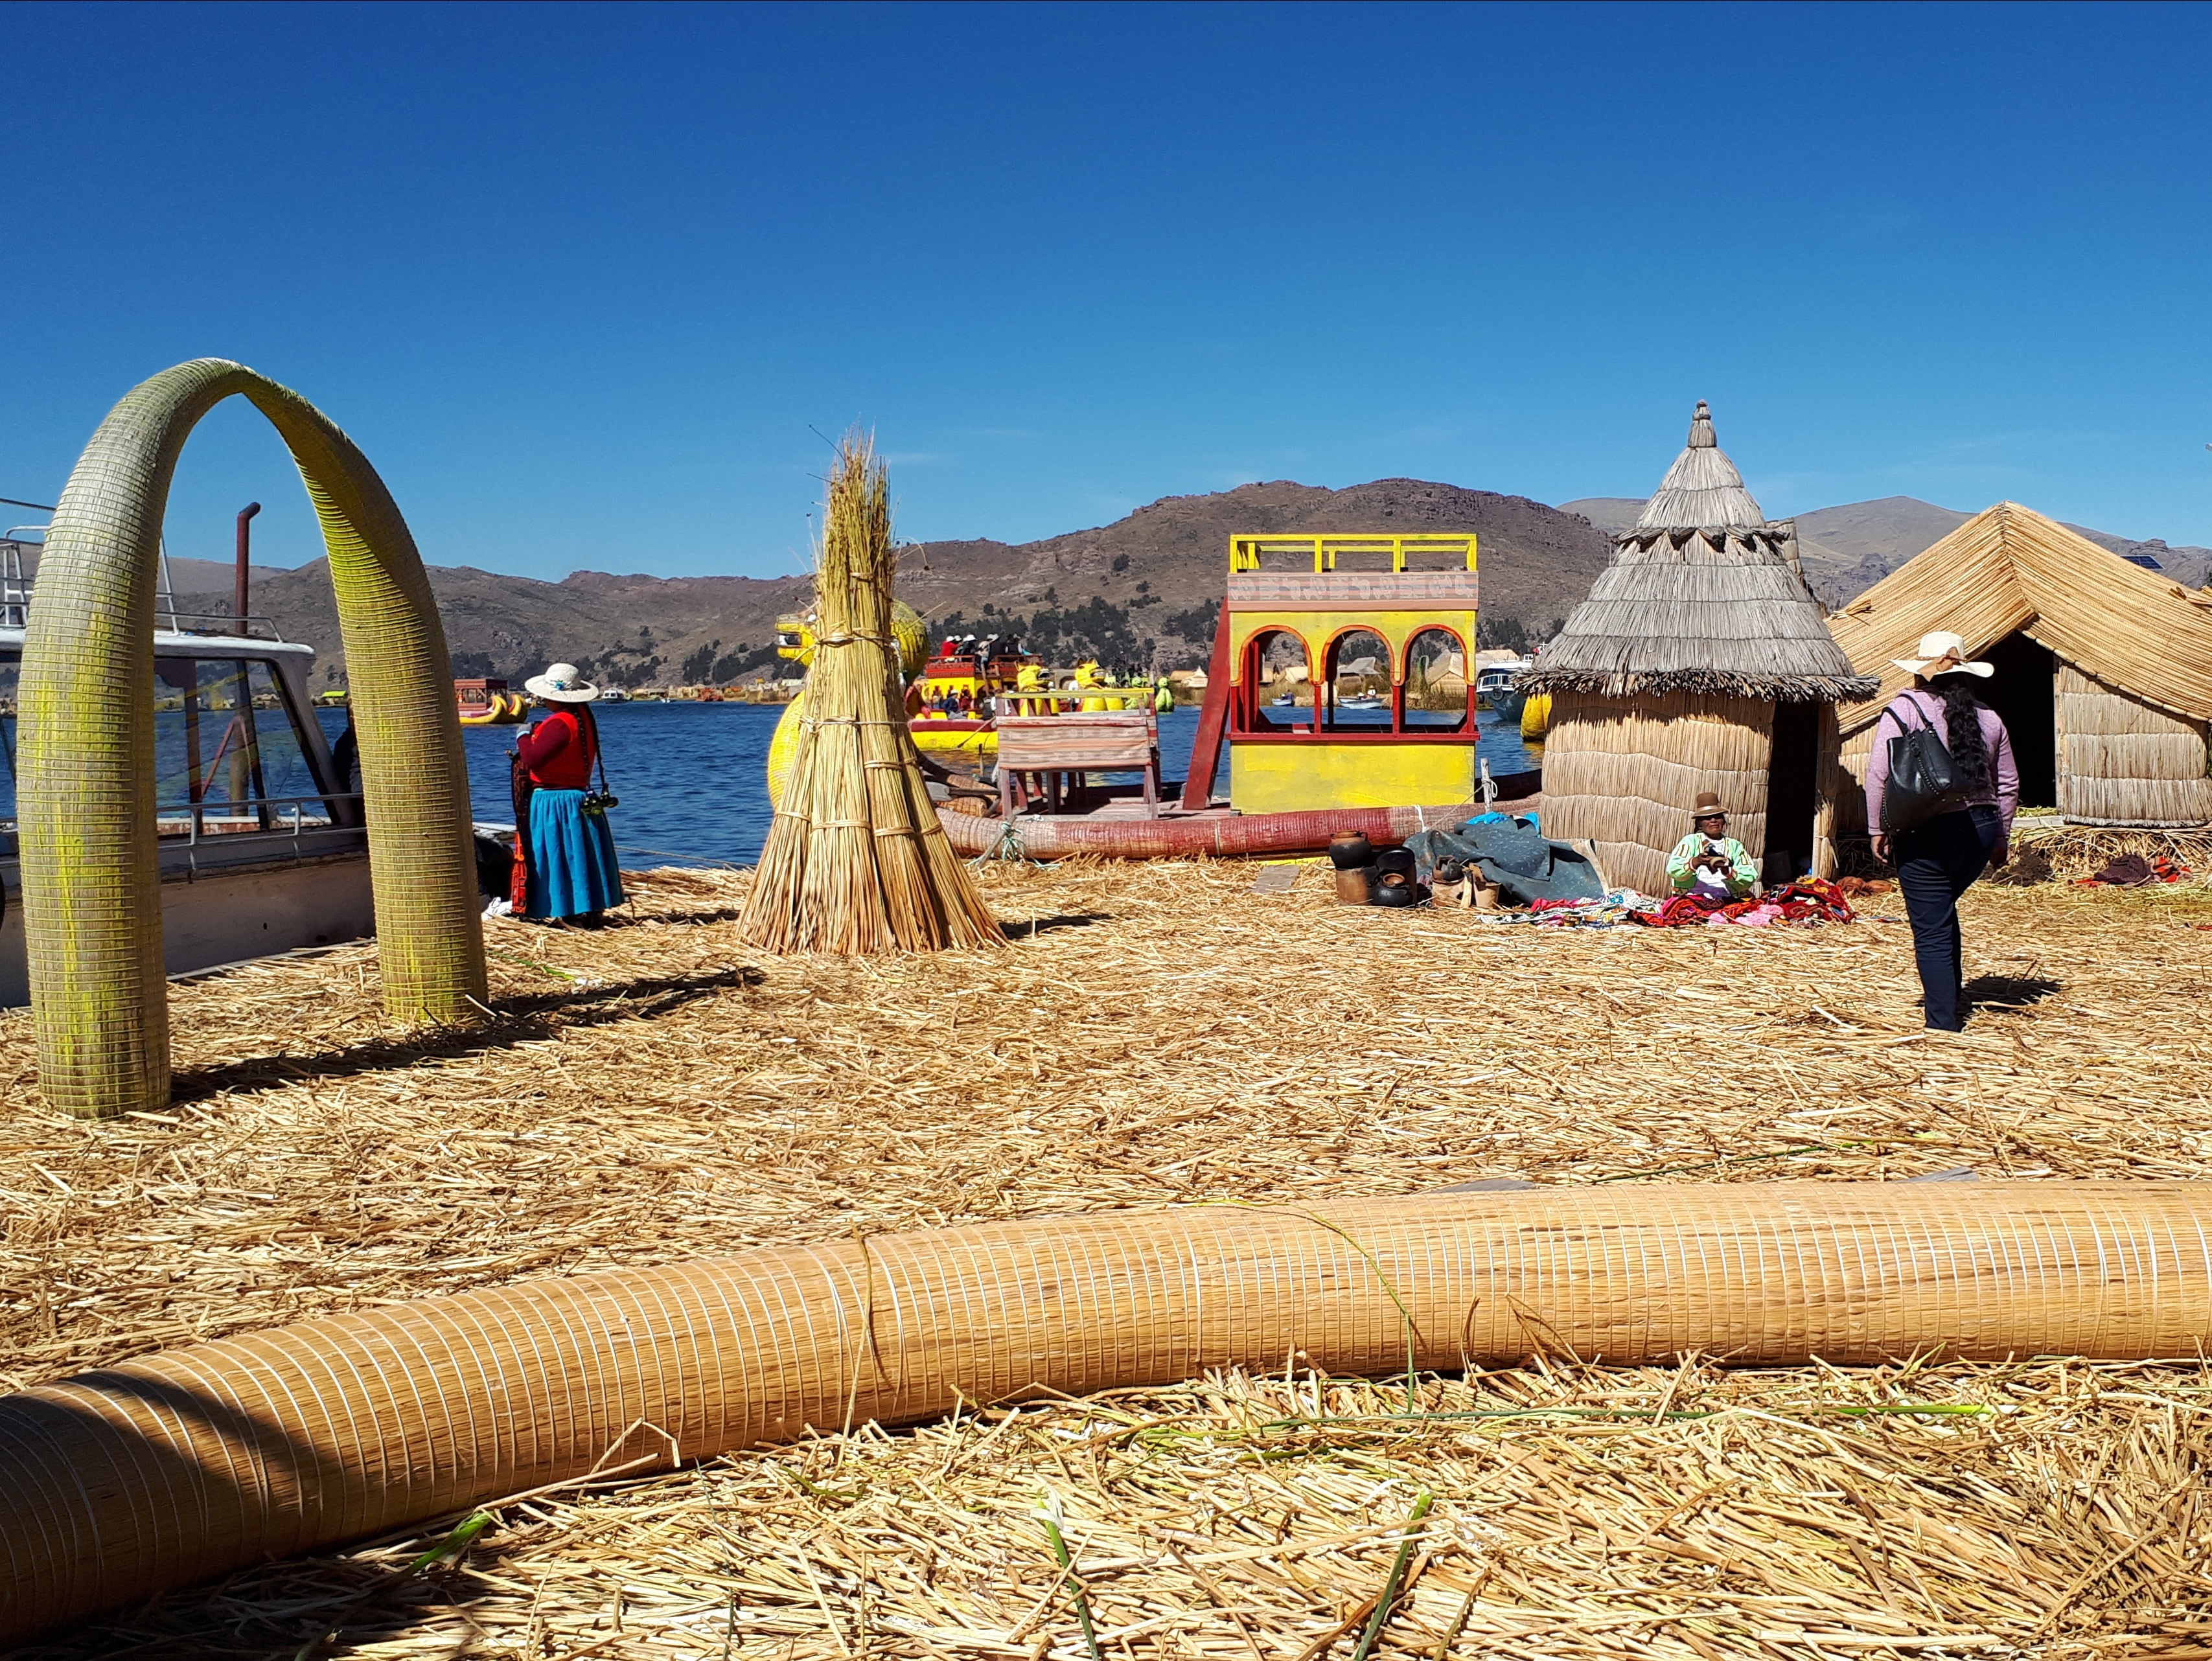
top-left (0, 614), bottom-right (378, 1007)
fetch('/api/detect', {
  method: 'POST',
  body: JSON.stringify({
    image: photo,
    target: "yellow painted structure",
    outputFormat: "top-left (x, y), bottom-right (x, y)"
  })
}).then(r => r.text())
top-left (1230, 740), bottom-right (1477, 814)
top-left (1220, 534), bottom-right (1483, 814)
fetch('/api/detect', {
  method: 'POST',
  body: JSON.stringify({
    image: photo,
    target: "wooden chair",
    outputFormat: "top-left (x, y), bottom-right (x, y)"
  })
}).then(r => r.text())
top-left (995, 709), bottom-right (1162, 818)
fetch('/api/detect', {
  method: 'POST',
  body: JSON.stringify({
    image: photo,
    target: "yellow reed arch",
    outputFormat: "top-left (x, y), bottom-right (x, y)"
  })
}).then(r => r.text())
top-left (18, 359), bottom-right (487, 1117)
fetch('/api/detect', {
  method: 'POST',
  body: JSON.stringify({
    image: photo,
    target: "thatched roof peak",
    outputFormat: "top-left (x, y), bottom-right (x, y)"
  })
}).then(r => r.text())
top-left (1636, 401), bottom-right (1767, 531)
top-left (1522, 404), bottom-right (1875, 704)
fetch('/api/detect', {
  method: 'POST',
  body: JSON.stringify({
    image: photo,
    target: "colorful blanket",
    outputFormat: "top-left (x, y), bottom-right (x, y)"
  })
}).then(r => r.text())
top-left (1630, 877), bottom-right (1858, 929)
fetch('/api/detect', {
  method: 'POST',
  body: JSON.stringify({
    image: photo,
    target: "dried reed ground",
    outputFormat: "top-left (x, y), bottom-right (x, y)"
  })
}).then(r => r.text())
top-left (4, 862), bottom-right (2212, 1660)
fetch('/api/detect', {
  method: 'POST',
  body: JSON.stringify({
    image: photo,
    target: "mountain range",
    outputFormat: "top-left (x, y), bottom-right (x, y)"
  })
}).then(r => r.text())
top-left (1560, 496), bottom-right (2212, 608)
top-left (168, 486), bottom-right (2212, 691)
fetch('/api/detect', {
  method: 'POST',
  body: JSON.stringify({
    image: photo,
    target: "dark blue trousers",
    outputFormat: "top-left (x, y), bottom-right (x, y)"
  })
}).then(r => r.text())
top-left (1893, 806), bottom-right (2003, 1031)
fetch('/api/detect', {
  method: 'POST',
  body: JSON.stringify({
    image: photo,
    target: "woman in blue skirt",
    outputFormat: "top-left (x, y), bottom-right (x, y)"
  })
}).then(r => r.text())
top-left (514, 662), bottom-right (625, 926)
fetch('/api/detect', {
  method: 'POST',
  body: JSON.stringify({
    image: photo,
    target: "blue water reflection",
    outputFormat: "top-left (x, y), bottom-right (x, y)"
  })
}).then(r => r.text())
top-left (314, 702), bottom-right (1542, 869)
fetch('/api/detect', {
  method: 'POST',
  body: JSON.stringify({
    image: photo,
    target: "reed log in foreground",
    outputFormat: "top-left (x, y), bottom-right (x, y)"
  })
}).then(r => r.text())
top-left (739, 433), bottom-right (1000, 952)
top-left (19, 358), bottom-right (485, 1117)
top-left (1, 1180), bottom-right (2206, 1645)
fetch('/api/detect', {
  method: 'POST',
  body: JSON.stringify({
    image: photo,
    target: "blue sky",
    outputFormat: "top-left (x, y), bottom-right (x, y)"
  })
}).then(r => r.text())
top-left (5, 2), bottom-right (2211, 578)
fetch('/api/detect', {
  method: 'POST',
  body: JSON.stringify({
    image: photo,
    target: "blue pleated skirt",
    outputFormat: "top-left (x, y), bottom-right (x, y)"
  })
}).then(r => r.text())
top-left (525, 788), bottom-right (625, 919)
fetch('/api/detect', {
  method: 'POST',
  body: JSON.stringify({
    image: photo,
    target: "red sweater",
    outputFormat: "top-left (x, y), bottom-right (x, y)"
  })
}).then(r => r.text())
top-left (518, 708), bottom-right (597, 790)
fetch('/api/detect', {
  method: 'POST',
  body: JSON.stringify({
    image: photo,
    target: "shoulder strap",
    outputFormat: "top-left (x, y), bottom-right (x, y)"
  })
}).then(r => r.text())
top-left (1885, 691), bottom-right (1937, 736)
top-left (582, 704), bottom-right (610, 793)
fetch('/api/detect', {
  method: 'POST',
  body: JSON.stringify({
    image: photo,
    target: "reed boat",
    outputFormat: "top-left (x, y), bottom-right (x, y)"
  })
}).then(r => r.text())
top-left (932, 531), bottom-right (1544, 857)
top-left (456, 676), bottom-right (528, 724)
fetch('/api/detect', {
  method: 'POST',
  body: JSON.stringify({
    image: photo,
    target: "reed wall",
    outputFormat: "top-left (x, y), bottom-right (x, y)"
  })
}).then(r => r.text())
top-left (1541, 691), bottom-right (1773, 895)
top-left (2058, 663), bottom-right (2212, 827)
top-left (1831, 659), bottom-right (2212, 837)
top-left (1834, 724), bottom-right (1875, 838)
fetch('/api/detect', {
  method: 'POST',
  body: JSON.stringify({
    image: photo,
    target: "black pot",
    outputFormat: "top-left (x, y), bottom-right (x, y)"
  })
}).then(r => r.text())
top-left (1434, 856), bottom-right (1467, 885)
top-left (1328, 831), bottom-right (1375, 870)
top-left (1371, 873), bottom-right (1418, 908)
top-left (1376, 847), bottom-right (1416, 879)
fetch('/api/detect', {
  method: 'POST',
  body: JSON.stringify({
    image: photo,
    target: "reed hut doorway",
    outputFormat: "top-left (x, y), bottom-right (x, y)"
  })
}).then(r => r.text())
top-left (1765, 701), bottom-right (1821, 877)
top-left (1980, 631), bottom-right (2057, 808)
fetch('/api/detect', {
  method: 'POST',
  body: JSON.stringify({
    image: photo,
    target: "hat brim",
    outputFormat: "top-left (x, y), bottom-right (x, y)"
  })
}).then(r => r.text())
top-left (525, 676), bottom-right (600, 702)
top-left (1893, 658), bottom-right (1994, 678)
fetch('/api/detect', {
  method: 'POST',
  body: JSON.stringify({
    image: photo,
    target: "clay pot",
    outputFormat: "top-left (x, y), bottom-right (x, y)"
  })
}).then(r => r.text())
top-left (1327, 831), bottom-right (1375, 871)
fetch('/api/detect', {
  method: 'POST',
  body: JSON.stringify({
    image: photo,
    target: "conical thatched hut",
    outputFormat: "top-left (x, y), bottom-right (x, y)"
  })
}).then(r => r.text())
top-left (1523, 403), bottom-right (1878, 894)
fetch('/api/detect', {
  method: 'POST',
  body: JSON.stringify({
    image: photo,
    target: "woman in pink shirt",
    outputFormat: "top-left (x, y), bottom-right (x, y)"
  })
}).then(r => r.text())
top-left (1864, 631), bottom-right (2019, 1031)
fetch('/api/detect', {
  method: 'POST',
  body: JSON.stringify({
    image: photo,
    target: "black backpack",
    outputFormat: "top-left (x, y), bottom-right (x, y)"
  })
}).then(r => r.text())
top-left (1880, 697), bottom-right (1968, 832)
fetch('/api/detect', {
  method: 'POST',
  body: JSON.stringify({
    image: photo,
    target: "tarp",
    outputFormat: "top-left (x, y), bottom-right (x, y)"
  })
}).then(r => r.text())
top-left (1402, 814), bottom-right (1606, 905)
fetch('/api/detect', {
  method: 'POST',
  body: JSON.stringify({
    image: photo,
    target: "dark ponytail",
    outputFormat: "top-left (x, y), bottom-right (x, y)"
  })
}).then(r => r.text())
top-left (1927, 672), bottom-right (1990, 792)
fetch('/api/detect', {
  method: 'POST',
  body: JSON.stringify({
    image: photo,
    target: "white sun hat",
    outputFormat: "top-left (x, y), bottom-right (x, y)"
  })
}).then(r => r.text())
top-left (524, 662), bottom-right (601, 702)
top-left (1891, 630), bottom-right (1993, 679)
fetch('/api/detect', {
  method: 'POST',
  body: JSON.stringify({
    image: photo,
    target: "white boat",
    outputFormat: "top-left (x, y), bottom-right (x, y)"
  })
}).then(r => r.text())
top-left (597, 686), bottom-right (630, 702)
top-left (0, 529), bottom-right (391, 1006)
top-left (1476, 661), bottom-right (1532, 715)
top-left (1337, 696), bottom-right (1384, 711)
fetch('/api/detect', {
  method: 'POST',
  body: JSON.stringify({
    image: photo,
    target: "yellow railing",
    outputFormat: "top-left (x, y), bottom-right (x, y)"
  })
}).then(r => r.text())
top-left (1228, 533), bottom-right (1478, 573)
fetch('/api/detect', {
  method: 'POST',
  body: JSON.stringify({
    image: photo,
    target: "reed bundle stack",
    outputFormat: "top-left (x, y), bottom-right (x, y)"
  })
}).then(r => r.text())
top-left (740, 436), bottom-right (1001, 954)
top-left (1523, 403), bottom-right (1875, 894)
top-left (1828, 502), bottom-right (2212, 834)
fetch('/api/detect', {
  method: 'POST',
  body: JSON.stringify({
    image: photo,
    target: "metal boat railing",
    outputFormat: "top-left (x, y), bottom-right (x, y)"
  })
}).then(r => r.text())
top-left (1, 529), bottom-right (286, 639)
top-left (155, 792), bottom-right (365, 843)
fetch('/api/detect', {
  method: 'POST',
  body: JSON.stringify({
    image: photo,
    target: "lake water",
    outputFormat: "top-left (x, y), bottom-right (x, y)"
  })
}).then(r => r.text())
top-left (317, 702), bottom-right (1543, 867)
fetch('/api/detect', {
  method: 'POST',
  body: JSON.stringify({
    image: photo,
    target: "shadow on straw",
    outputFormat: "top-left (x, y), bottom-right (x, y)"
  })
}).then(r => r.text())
top-left (1963, 974), bottom-right (2062, 1014)
top-left (1009, 911), bottom-right (1114, 939)
top-left (601, 906), bottom-right (744, 929)
top-left (172, 968), bottom-right (759, 1101)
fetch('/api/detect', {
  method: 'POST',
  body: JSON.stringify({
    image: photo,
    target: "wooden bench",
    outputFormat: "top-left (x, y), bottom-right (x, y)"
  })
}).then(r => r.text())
top-left (995, 710), bottom-right (1162, 818)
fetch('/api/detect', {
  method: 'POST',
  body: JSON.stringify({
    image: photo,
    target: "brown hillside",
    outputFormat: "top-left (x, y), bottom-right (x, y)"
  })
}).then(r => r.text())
top-left (185, 479), bottom-right (1613, 686)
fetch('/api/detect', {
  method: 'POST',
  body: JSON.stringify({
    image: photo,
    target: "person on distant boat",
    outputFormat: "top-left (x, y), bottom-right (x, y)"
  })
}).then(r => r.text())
top-left (1666, 794), bottom-right (1758, 904)
top-left (1867, 631), bottom-right (2018, 1032)
top-left (514, 662), bottom-right (623, 928)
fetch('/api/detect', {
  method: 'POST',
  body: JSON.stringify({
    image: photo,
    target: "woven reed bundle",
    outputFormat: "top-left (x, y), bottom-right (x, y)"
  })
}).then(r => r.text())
top-left (740, 436), bottom-right (1000, 954)
top-left (0, 1180), bottom-right (2206, 1645)
top-left (18, 359), bottom-right (485, 1117)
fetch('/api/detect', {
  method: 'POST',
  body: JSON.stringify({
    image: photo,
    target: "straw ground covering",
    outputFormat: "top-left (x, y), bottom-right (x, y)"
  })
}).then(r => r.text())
top-left (3, 861), bottom-right (2211, 1658)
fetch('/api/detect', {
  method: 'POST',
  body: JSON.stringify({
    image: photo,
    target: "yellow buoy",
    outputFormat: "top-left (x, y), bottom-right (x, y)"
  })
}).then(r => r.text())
top-left (1520, 690), bottom-right (1551, 740)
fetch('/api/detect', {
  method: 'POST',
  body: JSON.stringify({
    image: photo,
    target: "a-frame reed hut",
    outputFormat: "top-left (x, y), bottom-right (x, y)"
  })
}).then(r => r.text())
top-left (1523, 403), bottom-right (1877, 895)
top-left (1828, 502), bottom-right (2212, 831)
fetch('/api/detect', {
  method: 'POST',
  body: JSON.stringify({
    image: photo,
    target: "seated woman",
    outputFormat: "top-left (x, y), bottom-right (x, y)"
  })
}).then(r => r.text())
top-left (1666, 793), bottom-right (1758, 905)
top-left (514, 662), bottom-right (625, 927)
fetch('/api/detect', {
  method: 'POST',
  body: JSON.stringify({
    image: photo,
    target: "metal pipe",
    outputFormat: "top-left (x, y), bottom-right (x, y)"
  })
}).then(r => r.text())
top-left (234, 501), bottom-right (261, 629)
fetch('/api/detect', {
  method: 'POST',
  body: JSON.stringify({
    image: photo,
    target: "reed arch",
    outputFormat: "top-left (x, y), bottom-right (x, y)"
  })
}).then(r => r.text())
top-left (19, 359), bottom-right (487, 1117)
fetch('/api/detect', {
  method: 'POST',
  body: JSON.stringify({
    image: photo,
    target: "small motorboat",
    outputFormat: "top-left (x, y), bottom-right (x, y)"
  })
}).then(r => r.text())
top-left (1, 617), bottom-right (377, 1006)
top-left (1270, 693), bottom-right (1296, 707)
top-left (1475, 663), bottom-right (1528, 716)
